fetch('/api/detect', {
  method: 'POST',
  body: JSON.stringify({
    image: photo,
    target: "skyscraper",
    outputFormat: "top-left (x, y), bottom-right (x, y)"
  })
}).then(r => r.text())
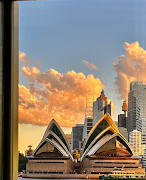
top-left (118, 101), bottom-right (128, 140)
top-left (118, 101), bottom-right (128, 128)
top-left (71, 124), bottom-right (84, 151)
top-left (83, 117), bottom-right (93, 139)
top-left (93, 90), bottom-right (111, 125)
top-left (129, 130), bottom-right (142, 155)
top-left (143, 149), bottom-right (146, 169)
top-left (136, 88), bottom-right (146, 145)
top-left (127, 81), bottom-right (146, 134)
top-left (118, 114), bottom-right (127, 128)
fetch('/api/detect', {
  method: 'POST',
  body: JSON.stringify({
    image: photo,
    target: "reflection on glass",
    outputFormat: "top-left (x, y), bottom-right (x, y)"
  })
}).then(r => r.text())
top-left (18, 0), bottom-right (146, 177)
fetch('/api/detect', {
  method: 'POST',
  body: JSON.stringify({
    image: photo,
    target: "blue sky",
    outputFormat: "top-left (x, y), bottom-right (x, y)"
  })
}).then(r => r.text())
top-left (19, 0), bottom-right (146, 120)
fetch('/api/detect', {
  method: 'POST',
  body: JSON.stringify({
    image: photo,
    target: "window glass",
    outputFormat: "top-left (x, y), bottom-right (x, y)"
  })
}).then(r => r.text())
top-left (18, 0), bottom-right (146, 160)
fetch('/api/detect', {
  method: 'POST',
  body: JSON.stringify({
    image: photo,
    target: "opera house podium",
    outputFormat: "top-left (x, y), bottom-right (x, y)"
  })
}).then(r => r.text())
top-left (24, 113), bottom-right (145, 178)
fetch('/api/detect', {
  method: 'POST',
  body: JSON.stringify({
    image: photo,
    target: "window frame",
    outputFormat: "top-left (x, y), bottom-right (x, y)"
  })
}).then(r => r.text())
top-left (0, 1), bottom-right (19, 180)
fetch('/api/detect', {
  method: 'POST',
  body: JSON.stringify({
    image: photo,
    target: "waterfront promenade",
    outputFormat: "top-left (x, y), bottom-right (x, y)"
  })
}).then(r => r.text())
top-left (22, 174), bottom-right (101, 179)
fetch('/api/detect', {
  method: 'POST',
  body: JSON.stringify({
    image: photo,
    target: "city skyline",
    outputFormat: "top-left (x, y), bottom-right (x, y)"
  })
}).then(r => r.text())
top-left (18, 0), bottom-right (146, 154)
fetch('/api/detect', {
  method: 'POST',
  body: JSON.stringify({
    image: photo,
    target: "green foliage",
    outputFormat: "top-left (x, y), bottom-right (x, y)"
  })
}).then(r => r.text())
top-left (18, 152), bottom-right (28, 172)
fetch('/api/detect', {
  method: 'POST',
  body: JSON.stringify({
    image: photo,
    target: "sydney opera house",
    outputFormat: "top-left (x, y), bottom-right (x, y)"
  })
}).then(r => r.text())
top-left (24, 113), bottom-right (145, 178)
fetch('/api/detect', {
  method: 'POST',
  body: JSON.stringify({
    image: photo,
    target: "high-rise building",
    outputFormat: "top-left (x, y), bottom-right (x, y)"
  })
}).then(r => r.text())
top-left (118, 114), bottom-right (127, 128)
top-left (118, 101), bottom-right (128, 128)
top-left (82, 95), bottom-right (94, 140)
top-left (83, 117), bottom-right (93, 139)
top-left (143, 149), bottom-right (146, 169)
top-left (93, 90), bottom-right (111, 125)
top-left (117, 101), bottom-right (128, 140)
top-left (85, 97), bottom-right (93, 118)
top-left (136, 88), bottom-right (146, 145)
top-left (71, 124), bottom-right (84, 151)
top-left (127, 81), bottom-right (146, 134)
top-left (129, 130), bottom-right (142, 155)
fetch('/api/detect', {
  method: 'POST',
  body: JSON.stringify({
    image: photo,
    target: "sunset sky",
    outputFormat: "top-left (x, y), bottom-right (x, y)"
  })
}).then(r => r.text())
top-left (18, 0), bottom-right (146, 154)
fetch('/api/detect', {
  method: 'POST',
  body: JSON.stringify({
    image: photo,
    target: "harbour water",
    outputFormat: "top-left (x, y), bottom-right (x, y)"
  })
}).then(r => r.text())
top-left (18, 178), bottom-right (86, 180)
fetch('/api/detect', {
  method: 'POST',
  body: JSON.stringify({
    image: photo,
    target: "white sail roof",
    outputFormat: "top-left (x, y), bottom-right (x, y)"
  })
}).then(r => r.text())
top-left (33, 119), bottom-right (74, 161)
top-left (80, 113), bottom-right (134, 161)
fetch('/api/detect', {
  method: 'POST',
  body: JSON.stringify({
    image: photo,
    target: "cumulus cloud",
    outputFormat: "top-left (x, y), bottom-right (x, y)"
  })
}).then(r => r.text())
top-left (19, 52), bottom-right (31, 64)
top-left (19, 67), bottom-right (104, 127)
top-left (113, 42), bottom-right (146, 100)
top-left (82, 60), bottom-right (98, 70)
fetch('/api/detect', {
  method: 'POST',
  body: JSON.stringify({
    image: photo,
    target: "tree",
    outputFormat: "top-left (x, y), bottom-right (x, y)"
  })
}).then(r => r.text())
top-left (18, 152), bottom-right (28, 172)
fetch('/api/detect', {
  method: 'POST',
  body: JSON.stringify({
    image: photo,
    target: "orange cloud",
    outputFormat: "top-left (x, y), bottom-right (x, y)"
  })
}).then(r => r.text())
top-left (113, 42), bottom-right (146, 100)
top-left (19, 52), bottom-right (30, 64)
top-left (19, 68), bottom-right (104, 127)
top-left (82, 60), bottom-right (98, 70)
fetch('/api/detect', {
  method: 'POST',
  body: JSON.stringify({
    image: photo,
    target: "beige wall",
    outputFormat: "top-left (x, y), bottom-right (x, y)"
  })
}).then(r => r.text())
top-left (26, 157), bottom-right (145, 178)
top-left (26, 159), bottom-right (73, 174)
top-left (79, 158), bottom-right (145, 175)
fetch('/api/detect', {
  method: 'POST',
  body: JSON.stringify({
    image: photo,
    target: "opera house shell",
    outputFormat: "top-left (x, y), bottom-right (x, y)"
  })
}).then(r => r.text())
top-left (24, 113), bottom-right (145, 178)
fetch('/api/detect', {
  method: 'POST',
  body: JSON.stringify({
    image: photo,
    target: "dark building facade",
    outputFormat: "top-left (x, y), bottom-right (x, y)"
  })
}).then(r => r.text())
top-left (118, 114), bottom-right (127, 128)
top-left (71, 124), bottom-right (84, 151)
